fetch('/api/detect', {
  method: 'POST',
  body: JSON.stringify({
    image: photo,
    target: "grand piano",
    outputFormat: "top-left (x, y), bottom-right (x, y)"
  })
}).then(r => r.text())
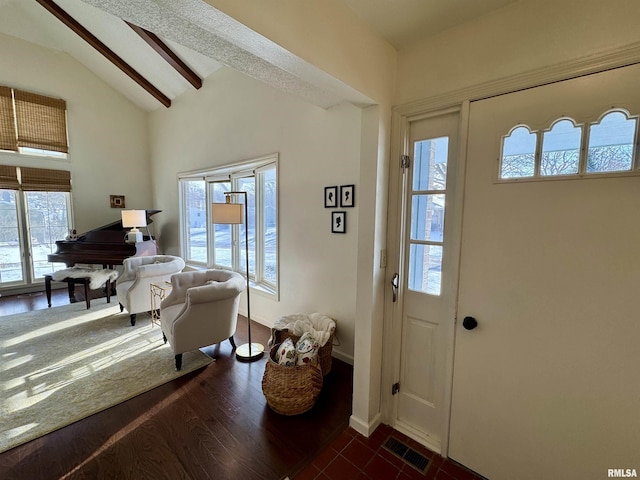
top-left (48, 210), bottom-right (160, 268)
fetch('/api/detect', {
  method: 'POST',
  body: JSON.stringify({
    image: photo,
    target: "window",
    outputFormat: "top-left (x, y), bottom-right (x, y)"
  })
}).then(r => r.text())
top-left (0, 166), bottom-right (72, 287)
top-left (587, 111), bottom-right (636, 173)
top-left (499, 109), bottom-right (639, 181)
top-left (0, 86), bottom-right (68, 157)
top-left (408, 137), bottom-right (448, 295)
top-left (180, 179), bottom-right (207, 264)
top-left (541, 119), bottom-right (581, 176)
top-left (501, 126), bottom-right (536, 179)
top-left (179, 154), bottom-right (278, 295)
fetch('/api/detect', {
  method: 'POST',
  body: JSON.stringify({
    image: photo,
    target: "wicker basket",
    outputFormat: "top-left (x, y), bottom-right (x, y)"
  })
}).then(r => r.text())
top-left (262, 344), bottom-right (323, 415)
top-left (272, 328), bottom-right (335, 375)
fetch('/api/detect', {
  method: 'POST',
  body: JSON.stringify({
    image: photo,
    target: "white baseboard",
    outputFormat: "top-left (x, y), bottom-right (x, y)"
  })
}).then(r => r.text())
top-left (349, 411), bottom-right (382, 437)
top-left (331, 348), bottom-right (353, 365)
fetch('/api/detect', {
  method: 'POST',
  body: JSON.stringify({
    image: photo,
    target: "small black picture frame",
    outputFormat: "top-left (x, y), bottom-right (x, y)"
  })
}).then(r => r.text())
top-left (332, 211), bottom-right (346, 233)
top-left (324, 186), bottom-right (338, 208)
top-left (340, 184), bottom-right (355, 207)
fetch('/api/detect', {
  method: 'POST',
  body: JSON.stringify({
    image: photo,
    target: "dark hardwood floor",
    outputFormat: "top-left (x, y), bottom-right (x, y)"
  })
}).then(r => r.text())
top-left (0, 290), bottom-right (354, 480)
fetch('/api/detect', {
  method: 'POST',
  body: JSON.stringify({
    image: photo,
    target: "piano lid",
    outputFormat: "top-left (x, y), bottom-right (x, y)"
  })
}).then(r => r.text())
top-left (79, 209), bottom-right (161, 242)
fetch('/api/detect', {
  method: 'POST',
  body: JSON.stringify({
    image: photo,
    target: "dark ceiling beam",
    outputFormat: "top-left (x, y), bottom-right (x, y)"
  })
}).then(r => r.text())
top-left (35, 0), bottom-right (171, 108)
top-left (127, 22), bottom-right (202, 90)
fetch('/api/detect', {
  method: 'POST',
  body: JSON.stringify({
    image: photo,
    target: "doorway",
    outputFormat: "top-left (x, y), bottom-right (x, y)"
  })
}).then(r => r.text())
top-left (386, 109), bottom-right (464, 454)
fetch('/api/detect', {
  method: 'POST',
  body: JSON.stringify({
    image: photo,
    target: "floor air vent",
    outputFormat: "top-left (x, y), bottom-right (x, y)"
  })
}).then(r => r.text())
top-left (383, 436), bottom-right (430, 473)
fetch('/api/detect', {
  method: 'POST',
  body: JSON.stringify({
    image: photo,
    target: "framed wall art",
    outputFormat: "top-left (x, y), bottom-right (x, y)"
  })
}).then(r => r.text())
top-left (340, 184), bottom-right (355, 207)
top-left (110, 195), bottom-right (125, 208)
top-left (332, 211), bottom-right (346, 233)
top-left (324, 186), bottom-right (338, 208)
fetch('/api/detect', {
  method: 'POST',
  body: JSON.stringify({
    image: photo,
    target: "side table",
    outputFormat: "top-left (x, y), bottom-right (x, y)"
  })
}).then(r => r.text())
top-left (150, 281), bottom-right (172, 326)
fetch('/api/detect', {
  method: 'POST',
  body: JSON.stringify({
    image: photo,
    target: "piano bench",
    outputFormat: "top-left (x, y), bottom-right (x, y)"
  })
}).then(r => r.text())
top-left (44, 273), bottom-right (112, 310)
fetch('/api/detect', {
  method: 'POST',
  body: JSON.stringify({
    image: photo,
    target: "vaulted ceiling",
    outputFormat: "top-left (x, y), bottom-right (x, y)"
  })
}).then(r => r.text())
top-left (0, 0), bottom-right (519, 111)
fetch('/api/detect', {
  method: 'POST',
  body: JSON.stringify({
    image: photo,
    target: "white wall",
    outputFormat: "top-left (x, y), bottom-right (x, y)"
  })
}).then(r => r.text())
top-left (396, 0), bottom-right (640, 105)
top-left (202, 1), bottom-right (397, 435)
top-left (0, 33), bottom-right (151, 233)
top-left (149, 67), bottom-right (362, 360)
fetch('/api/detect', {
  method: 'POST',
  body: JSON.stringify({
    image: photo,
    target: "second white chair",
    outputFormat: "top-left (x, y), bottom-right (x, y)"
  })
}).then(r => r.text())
top-left (116, 254), bottom-right (185, 326)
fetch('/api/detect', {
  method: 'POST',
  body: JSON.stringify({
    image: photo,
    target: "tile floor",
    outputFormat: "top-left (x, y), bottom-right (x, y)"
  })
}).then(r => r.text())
top-left (294, 424), bottom-right (486, 480)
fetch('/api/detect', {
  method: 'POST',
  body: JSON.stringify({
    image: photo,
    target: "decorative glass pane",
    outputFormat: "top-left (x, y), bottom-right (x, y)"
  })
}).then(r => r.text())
top-left (183, 180), bottom-right (207, 263)
top-left (408, 244), bottom-right (443, 295)
top-left (411, 194), bottom-right (445, 242)
top-left (587, 111), bottom-right (635, 173)
top-left (501, 126), bottom-right (536, 178)
top-left (262, 167), bottom-right (277, 285)
top-left (541, 119), bottom-right (580, 176)
top-left (413, 137), bottom-right (448, 191)
top-left (0, 189), bottom-right (23, 284)
top-left (212, 181), bottom-right (232, 268)
top-left (237, 177), bottom-right (255, 276)
top-left (26, 191), bottom-right (70, 278)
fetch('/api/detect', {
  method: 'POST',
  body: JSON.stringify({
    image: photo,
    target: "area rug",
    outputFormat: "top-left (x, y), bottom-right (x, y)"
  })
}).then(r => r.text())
top-left (0, 301), bottom-right (213, 453)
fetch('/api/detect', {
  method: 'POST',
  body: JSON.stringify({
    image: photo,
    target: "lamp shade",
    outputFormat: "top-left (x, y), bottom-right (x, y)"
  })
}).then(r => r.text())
top-left (212, 202), bottom-right (244, 225)
top-left (121, 210), bottom-right (147, 228)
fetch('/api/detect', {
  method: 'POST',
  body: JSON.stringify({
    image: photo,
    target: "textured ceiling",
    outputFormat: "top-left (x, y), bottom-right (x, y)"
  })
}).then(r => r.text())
top-left (0, 0), bottom-right (521, 110)
top-left (80, 0), bottom-right (375, 109)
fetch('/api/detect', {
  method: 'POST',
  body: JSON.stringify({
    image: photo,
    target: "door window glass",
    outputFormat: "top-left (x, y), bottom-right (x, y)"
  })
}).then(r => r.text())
top-left (409, 138), bottom-right (449, 296)
top-left (541, 119), bottom-right (581, 176)
top-left (587, 111), bottom-right (635, 173)
top-left (408, 244), bottom-right (443, 295)
top-left (413, 137), bottom-right (448, 190)
top-left (499, 109), bottom-right (639, 180)
top-left (500, 126), bottom-right (536, 178)
top-left (411, 194), bottom-right (445, 242)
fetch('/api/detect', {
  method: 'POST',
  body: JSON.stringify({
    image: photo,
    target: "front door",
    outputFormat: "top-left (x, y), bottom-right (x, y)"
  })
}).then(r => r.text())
top-left (390, 110), bottom-right (461, 453)
top-left (449, 65), bottom-right (640, 479)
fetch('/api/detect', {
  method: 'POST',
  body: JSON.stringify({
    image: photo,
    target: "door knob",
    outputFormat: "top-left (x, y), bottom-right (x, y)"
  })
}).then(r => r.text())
top-left (462, 316), bottom-right (478, 330)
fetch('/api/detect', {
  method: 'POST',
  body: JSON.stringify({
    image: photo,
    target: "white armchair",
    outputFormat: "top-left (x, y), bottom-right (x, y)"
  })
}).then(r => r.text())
top-left (160, 269), bottom-right (245, 370)
top-left (116, 255), bottom-right (185, 326)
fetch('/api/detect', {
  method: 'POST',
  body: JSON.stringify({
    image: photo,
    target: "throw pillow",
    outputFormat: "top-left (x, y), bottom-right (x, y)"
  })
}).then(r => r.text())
top-left (295, 332), bottom-right (319, 366)
top-left (276, 338), bottom-right (296, 366)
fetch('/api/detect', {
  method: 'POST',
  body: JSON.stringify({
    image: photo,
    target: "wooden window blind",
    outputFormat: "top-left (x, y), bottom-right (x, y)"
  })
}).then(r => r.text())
top-left (14, 90), bottom-right (68, 154)
top-left (0, 166), bottom-right (71, 192)
top-left (20, 167), bottom-right (71, 192)
top-left (0, 165), bottom-right (19, 189)
top-left (0, 87), bottom-right (17, 152)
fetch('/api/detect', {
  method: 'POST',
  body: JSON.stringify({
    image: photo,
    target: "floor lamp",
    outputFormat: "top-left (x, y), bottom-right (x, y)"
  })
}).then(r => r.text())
top-left (211, 192), bottom-right (264, 362)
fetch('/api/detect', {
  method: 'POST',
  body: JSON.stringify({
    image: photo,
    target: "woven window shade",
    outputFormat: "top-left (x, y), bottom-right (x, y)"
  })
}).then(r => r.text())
top-left (0, 165), bottom-right (19, 190)
top-left (20, 167), bottom-right (71, 192)
top-left (14, 89), bottom-right (68, 154)
top-left (0, 87), bottom-right (17, 152)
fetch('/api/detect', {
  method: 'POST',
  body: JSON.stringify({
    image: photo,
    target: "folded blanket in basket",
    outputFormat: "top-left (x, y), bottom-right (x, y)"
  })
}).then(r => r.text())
top-left (269, 313), bottom-right (335, 347)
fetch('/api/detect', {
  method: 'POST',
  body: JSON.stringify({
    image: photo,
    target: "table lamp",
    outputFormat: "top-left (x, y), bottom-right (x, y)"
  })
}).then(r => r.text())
top-left (121, 209), bottom-right (147, 243)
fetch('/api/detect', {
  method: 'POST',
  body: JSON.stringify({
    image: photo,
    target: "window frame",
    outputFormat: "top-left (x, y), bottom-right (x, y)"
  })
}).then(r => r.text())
top-left (178, 153), bottom-right (279, 298)
top-left (0, 167), bottom-right (73, 290)
top-left (497, 108), bottom-right (640, 183)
